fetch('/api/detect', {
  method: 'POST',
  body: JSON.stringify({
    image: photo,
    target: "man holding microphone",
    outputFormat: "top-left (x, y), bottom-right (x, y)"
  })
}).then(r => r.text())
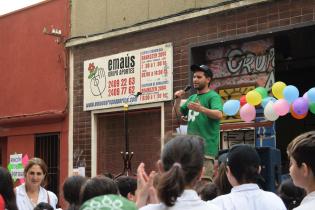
top-left (174, 64), bottom-right (223, 180)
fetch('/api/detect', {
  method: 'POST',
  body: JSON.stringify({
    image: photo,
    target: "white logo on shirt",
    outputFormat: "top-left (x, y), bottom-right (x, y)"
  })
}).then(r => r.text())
top-left (188, 110), bottom-right (199, 122)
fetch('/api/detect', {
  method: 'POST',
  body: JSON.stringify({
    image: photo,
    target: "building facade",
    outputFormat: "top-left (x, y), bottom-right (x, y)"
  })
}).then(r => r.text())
top-left (67, 0), bottom-right (315, 177)
top-left (0, 0), bottom-right (70, 203)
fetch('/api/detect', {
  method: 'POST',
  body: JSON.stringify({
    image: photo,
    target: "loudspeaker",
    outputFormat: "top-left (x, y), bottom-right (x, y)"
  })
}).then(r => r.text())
top-left (256, 147), bottom-right (281, 192)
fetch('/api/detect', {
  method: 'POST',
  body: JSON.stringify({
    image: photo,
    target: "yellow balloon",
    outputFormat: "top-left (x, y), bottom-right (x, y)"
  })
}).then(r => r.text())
top-left (246, 90), bottom-right (262, 106)
top-left (272, 81), bottom-right (286, 99)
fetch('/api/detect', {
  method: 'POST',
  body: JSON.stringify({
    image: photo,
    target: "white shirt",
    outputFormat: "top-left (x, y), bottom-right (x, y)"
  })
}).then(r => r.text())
top-left (208, 183), bottom-right (287, 210)
top-left (140, 189), bottom-right (220, 210)
top-left (16, 184), bottom-right (58, 210)
top-left (293, 191), bottom-right (315, 210)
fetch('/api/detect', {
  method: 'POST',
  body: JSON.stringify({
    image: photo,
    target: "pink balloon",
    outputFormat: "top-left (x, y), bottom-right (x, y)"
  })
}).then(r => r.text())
top-left (22, 154), bottom-right (29, 167)
top-left (240, 103), bottom-right (256, 122)
top-left (19, 178), bottom-right (25, 184)
top-left (273, 99), bottom-right (290, 116)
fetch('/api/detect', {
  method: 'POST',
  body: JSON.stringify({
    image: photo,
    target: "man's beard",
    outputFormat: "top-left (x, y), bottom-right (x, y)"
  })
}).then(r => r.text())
top-left (195, 83), bottom-right (206, 91)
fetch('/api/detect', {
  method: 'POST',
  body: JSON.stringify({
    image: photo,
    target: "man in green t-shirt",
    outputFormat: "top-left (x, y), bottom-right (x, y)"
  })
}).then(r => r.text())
top-left (174, 64), bottom-right (223, 180)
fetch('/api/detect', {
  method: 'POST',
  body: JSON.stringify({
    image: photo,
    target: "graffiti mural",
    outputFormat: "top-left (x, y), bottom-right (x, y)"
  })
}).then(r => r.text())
top-left (206, 38), bottom-right (274, 91)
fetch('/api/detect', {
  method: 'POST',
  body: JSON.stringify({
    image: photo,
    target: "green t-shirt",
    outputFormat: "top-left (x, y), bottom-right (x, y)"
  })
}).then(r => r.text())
top-left (180, 90), bottom-right (222, 156)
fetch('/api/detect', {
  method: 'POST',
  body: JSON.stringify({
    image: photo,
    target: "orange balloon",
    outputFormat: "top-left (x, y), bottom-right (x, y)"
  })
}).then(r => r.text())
top-left (290, 105), bottom-right (308, 119)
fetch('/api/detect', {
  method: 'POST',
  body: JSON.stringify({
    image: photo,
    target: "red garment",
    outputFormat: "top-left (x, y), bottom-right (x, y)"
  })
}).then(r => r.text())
top-left (0, 194), bottom-right (5, 210)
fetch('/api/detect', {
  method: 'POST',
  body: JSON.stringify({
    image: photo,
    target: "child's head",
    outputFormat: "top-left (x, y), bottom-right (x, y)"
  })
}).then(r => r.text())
top-left (226, 144), bottom-right (261, 185)
top-left (115, 176), bottom-right (137, 201)
top-left (80, 175), bottom-right (118, 204)
top-left (33, 202), bottom-right (53, 210)
top-left (278, 178), bottom-right (306, 210)
top-left (213, 163), bottom-right (232, 195)
top-left (287, 131), bottom-right (315, 191)
top-left (157, 135), bottom-right (204, 206)
top-left (63, 175), bottom-right (87, 205)
top-left (199, 182), bottom-right (219, 201)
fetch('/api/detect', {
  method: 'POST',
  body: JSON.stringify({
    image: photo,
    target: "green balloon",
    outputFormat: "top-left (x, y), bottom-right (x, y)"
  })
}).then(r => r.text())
top-left (255, 87), bottom-right (268, 99)
top-left (309, 103), bottom-right (315, 114)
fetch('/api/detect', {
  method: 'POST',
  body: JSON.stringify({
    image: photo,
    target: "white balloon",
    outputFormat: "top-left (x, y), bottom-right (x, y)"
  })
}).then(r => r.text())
top-left (264, 101), bottom-right (279, 121)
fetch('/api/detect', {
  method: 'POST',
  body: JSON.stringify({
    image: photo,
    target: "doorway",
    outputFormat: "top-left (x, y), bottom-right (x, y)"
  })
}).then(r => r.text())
top-left (275, 26), bottom-right (315, 173)
top-left (97, 107), bottom-right (161, 176)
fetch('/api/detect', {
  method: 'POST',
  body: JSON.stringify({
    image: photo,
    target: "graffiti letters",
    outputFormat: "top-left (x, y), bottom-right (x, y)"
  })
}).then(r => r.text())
top-left (226, 47), bottom-right (274, 75)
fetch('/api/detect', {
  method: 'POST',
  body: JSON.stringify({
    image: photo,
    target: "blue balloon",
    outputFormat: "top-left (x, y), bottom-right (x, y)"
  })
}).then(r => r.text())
top-left (223, 100), bottom-right (240, 116)
top-left (308, 87), bottom-right (315, 103)
top-left (283, 85), bottom-right (299, 103)
top-left (261, 97), bottom-right (276, 108)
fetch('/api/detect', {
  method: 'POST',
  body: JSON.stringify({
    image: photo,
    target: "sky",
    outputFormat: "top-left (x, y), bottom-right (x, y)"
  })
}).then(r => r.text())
top-left (0, 0), bottom-right (45, 16)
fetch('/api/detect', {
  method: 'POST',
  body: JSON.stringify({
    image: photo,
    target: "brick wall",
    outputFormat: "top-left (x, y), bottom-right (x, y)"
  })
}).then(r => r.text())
top-left (73, 0), bottom-right (315, 176)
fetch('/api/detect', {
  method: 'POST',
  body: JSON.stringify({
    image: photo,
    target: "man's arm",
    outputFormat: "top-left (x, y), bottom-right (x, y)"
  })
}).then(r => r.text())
top-left (172, 90), bottom-right (186, 118)
top-left (188, 102), bottom-right (222, 119)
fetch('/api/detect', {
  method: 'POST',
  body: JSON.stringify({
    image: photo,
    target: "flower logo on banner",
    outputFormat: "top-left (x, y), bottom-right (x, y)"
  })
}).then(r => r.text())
top-left (87, 62), bottom-right (107, 98)
top-left (7, 154), bottom-right (29, 184)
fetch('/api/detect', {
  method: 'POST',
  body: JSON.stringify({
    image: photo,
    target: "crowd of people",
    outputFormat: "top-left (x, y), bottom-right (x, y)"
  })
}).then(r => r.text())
top-left (0, 131), bottom-right (314, 210)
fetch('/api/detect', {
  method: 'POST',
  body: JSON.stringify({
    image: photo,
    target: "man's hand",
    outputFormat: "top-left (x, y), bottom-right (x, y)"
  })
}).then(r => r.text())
top-left (188, 102), bottom-right (203, 112)
top-left (174, 90), bottom-right (185, 99)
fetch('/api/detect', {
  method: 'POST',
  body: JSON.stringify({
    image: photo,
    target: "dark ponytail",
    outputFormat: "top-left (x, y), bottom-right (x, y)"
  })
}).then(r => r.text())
top-left (157, 135), bottom-right (204, 207)
top-left (157, 163), bottom-right (185, 206)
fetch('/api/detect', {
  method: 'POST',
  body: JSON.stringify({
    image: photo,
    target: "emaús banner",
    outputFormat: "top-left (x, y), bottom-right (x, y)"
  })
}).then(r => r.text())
top-left (83, 43), bottom-right (173, 111)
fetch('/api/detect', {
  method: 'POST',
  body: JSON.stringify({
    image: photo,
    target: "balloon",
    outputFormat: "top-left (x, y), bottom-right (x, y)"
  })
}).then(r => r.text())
top-left (261, 97), bottom-right (276, 108)
top-left (283, 85), bottom-right (299, 103)
top-left (240, 103), bottom-right (256, 122)
top-left (19, 178), bottom-right (25, 184)
top-left (308, 87), bottom-right (315, 103)
top-left (292, 97), bottom-right (309, 115)
top-left (273, 99), bottom-right (290, 116)
top-left (309, 103), bottom-right (315, 114)
top-left (223, 100), bottom-right (240, 116)
top-left (246, 90), bottom-right (262, 106)
top-left (303, 92), bottom-right (309, 102)
top-left (240, 95), bottom-right (247, 107)
top-left (290, 105), bottom-right (308, 119)
top-left (264, 101), bottom-right (279, 121)
top-left (272, 81), bottom-right (286, 99)
top-left (255, 87), bottom-right (268, 99)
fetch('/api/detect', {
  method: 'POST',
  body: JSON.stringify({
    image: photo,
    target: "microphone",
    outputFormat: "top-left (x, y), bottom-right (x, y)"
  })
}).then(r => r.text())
top-left (175, 85), bottom-right (191, 99)
top-left (183, 85), bottom-right (191, 92)
top-left (134, 92), bottom-right (142, 97)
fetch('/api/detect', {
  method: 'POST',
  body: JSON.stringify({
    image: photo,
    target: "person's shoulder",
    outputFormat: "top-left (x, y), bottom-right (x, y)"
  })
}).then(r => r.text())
top-left (0, 194), bottom-right (5, 208)
top-left (205, 201), bottom-right (221, 210)
top-left (207, 194), bottom-right (230, 206)
top-left (15, 184), bottom-right (25, 195)
top-left (47, 190), bottom-right (58, 200)
top-left (259, 190), bottom-right (286, 208)
top-left (208, 90), bottom-right (221, 97)
top-left (261, 189), bottom-right (282, 200)
top-left (139, 203), bottom-right (164, 210)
